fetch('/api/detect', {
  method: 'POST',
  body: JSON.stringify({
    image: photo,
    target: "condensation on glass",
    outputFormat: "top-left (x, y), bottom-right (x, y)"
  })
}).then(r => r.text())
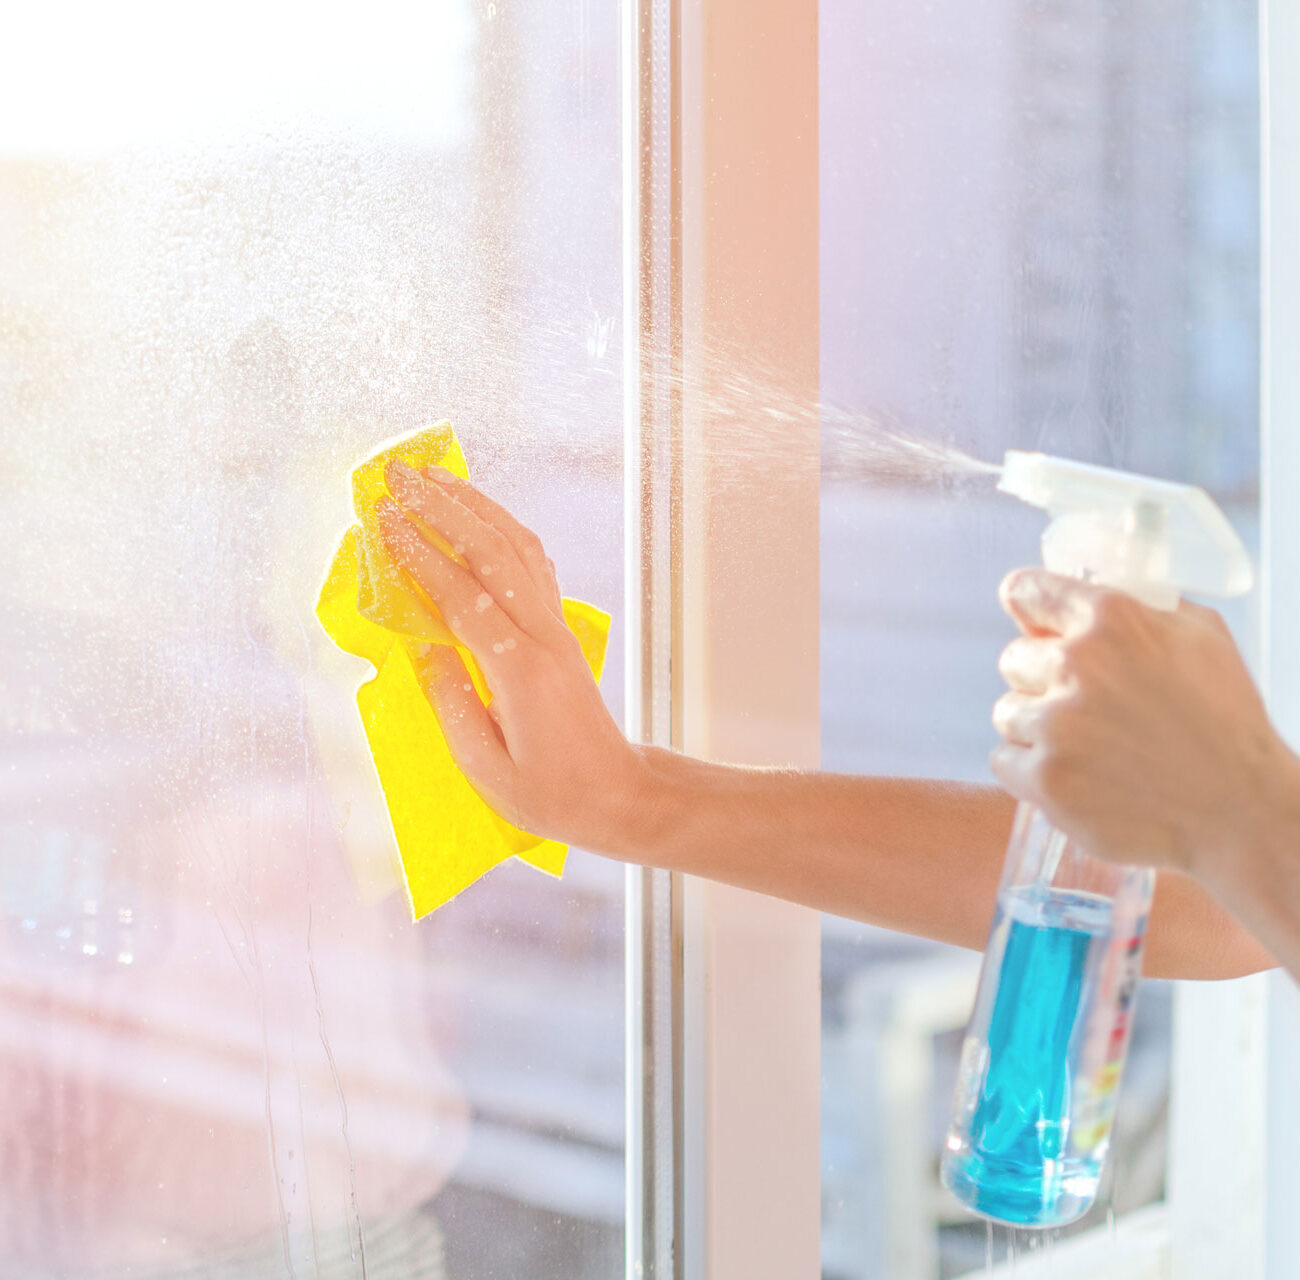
top-left (816, 3), bottom-right (1260, 1278)
top-left (0, 3), bottom-right (624, 1277)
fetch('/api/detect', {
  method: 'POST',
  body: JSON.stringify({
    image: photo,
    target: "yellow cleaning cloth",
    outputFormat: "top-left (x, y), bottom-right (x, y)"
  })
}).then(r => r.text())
top-left (315, 423), bottom-right (610, 918)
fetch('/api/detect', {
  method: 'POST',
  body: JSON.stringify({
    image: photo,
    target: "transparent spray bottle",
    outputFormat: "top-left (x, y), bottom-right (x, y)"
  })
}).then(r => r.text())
top-left (940, 451), bottom-right (1254, 1228)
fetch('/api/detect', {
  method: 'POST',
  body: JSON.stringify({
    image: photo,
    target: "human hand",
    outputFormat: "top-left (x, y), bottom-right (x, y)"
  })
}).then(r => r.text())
top-left (988, 567), bottom-right (1296, 880)
top-left (375, 461), bottom-right (647, 855)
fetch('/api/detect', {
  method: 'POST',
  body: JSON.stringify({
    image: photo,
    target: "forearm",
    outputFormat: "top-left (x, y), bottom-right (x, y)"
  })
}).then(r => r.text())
top-left (1194, 746), bottom-right (1300, 984)
top-left (616, 747), bottom-right (1007, 945)
top-left (609, 746), bottom-right (1274, 980)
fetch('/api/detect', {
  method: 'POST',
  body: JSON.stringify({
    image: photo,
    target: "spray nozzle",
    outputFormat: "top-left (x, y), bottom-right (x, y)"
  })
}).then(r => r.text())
top-left (997, 450), bottom-right (1254, 609)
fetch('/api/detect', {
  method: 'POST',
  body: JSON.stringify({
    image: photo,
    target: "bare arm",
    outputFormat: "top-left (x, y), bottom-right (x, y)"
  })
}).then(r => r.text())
top-left (375, 463), bottom-right (1275, 981)
top-left (615, 750), bottom-right (1272, 980)
top-left (1198, 759), bottom-right (1300, 983)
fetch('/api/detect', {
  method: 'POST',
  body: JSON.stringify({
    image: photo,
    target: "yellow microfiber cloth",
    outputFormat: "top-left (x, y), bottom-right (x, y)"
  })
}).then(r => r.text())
top-left (315, 422), bottom-right (611, 918)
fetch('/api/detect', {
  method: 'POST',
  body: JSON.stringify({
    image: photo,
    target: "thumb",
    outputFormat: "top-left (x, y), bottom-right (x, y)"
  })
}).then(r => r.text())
top-left (998, 567), bottom-right (1106, 637)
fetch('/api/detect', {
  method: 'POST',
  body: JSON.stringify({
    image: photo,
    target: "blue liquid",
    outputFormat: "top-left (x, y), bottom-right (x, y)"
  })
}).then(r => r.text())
top-left (944, 888), bottom-right (1112, 1226)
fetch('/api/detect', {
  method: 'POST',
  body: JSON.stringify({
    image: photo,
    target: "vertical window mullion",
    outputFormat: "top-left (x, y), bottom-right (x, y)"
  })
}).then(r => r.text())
top-left (624, 2), bottom-right (823, 1278)
top-left (677, 2), bottom-right (823, 1278)
top-left (624, 2), bottom-right (685, 1277)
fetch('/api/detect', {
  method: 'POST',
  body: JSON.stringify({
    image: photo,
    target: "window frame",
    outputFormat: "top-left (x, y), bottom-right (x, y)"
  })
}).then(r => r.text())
top-left (624, 1), bottom-right (822, 1278)
top-left (1258, 0), bottom-right (1300, 1275)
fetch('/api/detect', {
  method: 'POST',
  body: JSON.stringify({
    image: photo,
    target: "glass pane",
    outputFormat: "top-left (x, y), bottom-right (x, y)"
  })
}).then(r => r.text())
top-left (818, 2), bottom-right (1259, 1275)
top-left (0, 3), bottom-right (625, 1276)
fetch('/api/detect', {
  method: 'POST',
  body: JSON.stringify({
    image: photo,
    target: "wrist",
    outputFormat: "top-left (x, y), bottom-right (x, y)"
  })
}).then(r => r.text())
top-left (1195, 736), bottom-right (1300, 899)
top-left (585, 743), bottom-right (684, 867)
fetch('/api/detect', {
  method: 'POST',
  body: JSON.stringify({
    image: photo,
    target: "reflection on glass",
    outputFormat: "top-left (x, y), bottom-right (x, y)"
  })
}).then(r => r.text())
top-left (0, 3), bottom-right (624, 1276)
top-left (818, 2), bottom-right (1258, 1276)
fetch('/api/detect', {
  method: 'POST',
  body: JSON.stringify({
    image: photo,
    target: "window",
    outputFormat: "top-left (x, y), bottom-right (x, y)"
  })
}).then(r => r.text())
top-left (0, 3), bottom-right (625, 1275)
top-left (815, 3), bottom-right (1295, 1278)
top-left (5, 3), bottom-right (1298, 1277)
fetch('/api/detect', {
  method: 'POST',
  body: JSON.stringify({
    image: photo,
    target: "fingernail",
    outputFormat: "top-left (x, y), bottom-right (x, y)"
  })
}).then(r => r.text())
top-left (388, 459), bottom-right (420, 485)
top-left (425, 465), bottom-right (455, 484)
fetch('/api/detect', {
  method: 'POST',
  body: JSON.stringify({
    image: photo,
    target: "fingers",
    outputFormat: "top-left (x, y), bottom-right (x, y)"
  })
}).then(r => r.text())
top-left (999, 568), bottom-right (1108, 638)
top-left (998, 635), bottom-right (1066, 695)
top-left (995, 575), bottom-right (1092, 751)
top-left (989, 741), bottom-right (1040, 805)
top-left (378, 497), bottom-right (526, 680)
top-left (420, 465), bottom-right (564, 616)
top-left (385, 461), bottom-right (566, 643)
top-left (992, 690), bottom-right (1043, 747)
top-left (413, 644), bottom-right (516, 798)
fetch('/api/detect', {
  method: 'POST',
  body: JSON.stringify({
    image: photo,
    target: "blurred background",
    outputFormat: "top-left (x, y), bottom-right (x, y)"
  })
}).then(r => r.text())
top-left (0, 1), bottom-right (1260, 1277)
top-left (818, 2), bottom-right (1259, 1276)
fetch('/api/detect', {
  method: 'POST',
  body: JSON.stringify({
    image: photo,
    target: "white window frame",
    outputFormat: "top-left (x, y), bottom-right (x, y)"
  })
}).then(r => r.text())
top-left (624, 2), bottom-right (1300, 1277)
top-left (624, 2), bottom-right (822, 1278)
top-left (1256, 0), bottom-right (1300, 1275)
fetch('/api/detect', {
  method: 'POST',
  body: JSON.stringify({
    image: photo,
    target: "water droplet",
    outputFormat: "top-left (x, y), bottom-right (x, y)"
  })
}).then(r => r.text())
top-left (505, 589), bottom-right (514, 598)
top-left (492, 642), bottom-right (504, 654)
top-left (475, 592), bottom-right (492, 613)
top-left (481, 564), bottom-right (493, 575)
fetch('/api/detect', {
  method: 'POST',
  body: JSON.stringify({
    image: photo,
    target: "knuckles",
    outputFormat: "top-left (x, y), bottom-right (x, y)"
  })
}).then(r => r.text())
top-left (1038, 695), bottom-right (1083, 751)
top-left (1062, 594), bottom-right (1141, 673)
top-left (1084, 587), bottom-right (1141, 640)
top-left (478, 524), bottom-right (512, 567)
top-left (1030, 745), bottom-right (1078, 806)
top-left (516, 527), bottom-right (548, 565)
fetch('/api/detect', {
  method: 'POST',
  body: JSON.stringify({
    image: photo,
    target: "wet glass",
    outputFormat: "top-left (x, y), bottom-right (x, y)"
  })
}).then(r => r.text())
top-left (817, 2), bottom-right (1259, 1276)
top-left (0, 2), bottom-right (624, 1276)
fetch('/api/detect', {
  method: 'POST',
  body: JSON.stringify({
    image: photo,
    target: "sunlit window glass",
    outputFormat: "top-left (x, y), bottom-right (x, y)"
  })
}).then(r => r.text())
top-left (0, 3), bottom-right (624, 1276)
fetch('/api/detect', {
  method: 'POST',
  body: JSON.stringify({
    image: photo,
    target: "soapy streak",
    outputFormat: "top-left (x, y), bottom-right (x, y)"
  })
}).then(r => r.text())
top-left (298, 615), bottom-right (369, 1277)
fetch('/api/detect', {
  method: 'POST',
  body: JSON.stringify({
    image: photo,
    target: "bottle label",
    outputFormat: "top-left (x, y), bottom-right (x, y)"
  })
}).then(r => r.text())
top-left (1071, 919), bottom-right (1145, 1152)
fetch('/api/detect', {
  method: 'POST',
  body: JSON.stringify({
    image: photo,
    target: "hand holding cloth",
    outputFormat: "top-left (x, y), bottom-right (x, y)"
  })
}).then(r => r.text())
top-left (315, 423), bottom-right (610, 918)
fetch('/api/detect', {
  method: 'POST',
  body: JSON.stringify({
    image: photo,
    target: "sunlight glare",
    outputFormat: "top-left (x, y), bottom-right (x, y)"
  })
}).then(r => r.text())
top-left (0, 0), bottom-right (473, 156)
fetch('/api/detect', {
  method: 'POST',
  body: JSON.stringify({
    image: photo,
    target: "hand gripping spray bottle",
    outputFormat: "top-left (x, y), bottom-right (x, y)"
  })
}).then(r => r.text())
top-left (940, 451), bottom-right (1254, 1228)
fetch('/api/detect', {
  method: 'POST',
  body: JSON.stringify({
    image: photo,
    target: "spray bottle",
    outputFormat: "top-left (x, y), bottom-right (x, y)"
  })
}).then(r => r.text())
top-left (940, 451), bottom-right (1254, 1228)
